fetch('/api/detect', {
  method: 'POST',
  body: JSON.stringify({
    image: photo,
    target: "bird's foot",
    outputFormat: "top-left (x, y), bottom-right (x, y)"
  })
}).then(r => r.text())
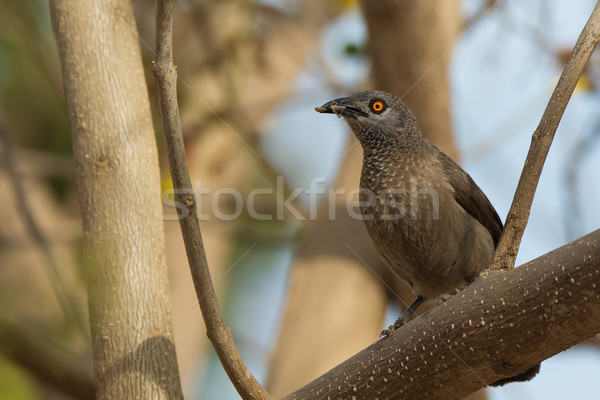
top-left (379, 317), bottom-right (408, 338)
top-left (436, 288), bottom-right (460, 305)
top-left (379, 326), bottom-right (394, 338)
top-left (380, 296), bottom-right (425, 338)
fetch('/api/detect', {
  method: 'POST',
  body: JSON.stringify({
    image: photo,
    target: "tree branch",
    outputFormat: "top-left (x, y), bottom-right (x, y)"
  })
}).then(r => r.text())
top-left (491, 0), bottom-right (600, 270)
top-left (0, 117), bottom-right (88, 336)
top-left (0, 316), bottom-right (95, 400)
top-left (285, 229), bottom-right (600, 400)
top-left (152, 1), bottom-right (271, 399)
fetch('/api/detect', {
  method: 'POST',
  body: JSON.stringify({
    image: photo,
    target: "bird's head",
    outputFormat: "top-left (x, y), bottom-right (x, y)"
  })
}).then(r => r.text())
top-left (315, 90), bottom-right (421, 148)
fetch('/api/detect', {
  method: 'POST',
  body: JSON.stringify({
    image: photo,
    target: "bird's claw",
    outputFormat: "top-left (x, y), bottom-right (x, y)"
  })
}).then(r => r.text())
top-left (379, 319), bottom-right (408, 338)
top-left (436, 288), bottom-right (460, 305)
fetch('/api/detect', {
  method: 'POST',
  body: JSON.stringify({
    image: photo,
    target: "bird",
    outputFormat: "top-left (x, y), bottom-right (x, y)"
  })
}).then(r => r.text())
top-left (315, 90), bottom-right (539, 385)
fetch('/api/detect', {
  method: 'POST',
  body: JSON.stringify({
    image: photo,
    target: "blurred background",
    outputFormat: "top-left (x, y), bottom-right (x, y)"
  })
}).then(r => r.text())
top-left (1, 0), bottom-right (600, 399)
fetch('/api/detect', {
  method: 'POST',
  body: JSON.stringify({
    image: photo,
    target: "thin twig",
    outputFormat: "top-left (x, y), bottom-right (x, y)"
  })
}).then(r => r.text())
top-left (0, 117), bottom-right (88, 337)
top-left (151, 1), bottom-right (271, 399)
top-left (490, 0), bottom-right (600, 271)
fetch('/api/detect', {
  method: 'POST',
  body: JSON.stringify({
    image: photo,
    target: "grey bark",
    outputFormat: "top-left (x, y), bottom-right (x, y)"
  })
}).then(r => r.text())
top-left (49, 0), bottom-right (183, 398)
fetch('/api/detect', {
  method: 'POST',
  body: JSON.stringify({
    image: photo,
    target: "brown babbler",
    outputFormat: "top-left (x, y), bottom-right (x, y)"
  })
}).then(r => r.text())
top-left (316, 90), bottom-right (539, 386)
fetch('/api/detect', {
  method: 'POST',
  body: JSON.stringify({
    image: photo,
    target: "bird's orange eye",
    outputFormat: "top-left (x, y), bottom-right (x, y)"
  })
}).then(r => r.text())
top-left (369, 99), bottom-right (386, 114)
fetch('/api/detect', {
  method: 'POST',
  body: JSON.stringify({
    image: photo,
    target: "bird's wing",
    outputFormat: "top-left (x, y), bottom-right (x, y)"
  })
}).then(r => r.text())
top-left (438, 151), bottom-right (503, 246)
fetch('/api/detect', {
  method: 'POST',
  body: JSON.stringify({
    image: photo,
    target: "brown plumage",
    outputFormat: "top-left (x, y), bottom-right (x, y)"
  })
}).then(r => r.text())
top-left (316, 90), bottom-right (539, 385)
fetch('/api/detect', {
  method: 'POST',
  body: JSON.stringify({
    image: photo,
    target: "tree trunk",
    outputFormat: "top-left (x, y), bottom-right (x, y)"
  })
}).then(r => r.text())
top-left (363, 4), bottom-right (488, 399)
top-left (49, 1), bottom-right (183, 398)
top-left (267, 144), bottom-right (388, 397)
top-left (362, 0), bottom-right (464, 312)
top-left (363, 0), bottom-right (461, 159)
top-left (270, 2), bottom-right (465, 397)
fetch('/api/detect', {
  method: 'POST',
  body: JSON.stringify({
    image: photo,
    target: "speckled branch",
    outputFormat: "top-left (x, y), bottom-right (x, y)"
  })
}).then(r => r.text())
top-left (285, 229), bottom-right (600, 400)
top-left (152, 1), bottom-right (270, 399)
top-left (490, 1), bottom-right (600, 271)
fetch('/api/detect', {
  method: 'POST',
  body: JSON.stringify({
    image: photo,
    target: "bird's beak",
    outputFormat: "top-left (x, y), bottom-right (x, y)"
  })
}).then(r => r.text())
top-left (315, 97), bottom-right (368, 118)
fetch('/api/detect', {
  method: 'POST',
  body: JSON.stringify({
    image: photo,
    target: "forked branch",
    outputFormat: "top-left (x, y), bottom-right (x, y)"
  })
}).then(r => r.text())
top-left (491, 0), bottom-right (600, 270)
